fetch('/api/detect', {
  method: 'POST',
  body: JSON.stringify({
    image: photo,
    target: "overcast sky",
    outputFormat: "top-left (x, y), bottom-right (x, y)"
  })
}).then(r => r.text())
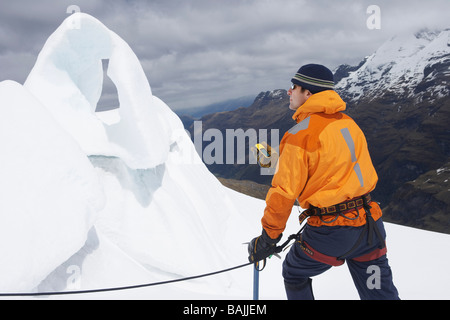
top-left (0, 0), bottom-right (449, 111)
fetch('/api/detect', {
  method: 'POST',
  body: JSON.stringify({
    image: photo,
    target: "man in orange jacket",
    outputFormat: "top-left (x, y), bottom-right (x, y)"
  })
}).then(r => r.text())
top-left (248, 64), bottom-right (399, 300)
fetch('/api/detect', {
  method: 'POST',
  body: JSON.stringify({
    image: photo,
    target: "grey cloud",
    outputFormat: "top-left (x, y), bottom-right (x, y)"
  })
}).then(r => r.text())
top-left (0, 0), bottom-right (449, 110)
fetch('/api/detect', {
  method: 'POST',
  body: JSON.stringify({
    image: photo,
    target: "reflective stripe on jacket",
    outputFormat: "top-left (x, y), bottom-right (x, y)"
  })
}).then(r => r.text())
top-left (262, 90), bottom-right (381, 239)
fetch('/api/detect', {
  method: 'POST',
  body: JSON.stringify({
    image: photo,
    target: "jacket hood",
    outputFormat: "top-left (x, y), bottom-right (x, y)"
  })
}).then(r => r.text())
top-left (292, 90), bottom-right (346, 122)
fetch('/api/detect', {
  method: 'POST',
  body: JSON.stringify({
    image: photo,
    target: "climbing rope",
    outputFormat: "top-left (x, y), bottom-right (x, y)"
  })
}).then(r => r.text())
top-left (0, 262), bottom-right (253, 297)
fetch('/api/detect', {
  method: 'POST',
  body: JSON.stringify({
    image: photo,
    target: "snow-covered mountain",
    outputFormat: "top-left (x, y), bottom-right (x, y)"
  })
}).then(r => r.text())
top-left (0, 13), bottom-right (450, 300)
top-left (336, 28), bottom-right (450, 103)
top-left (332, 28), bottom-right (450, 232)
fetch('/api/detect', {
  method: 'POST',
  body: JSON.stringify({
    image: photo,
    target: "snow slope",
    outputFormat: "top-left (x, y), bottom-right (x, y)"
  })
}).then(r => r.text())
top-left (0, 13), bottom-right (449, 300)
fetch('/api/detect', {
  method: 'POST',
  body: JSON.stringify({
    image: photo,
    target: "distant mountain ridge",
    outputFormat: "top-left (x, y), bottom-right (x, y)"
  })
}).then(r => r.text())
top-left (176, 95), bottom-right (255, 118)
top-left (338, 28), bottom-right (450, 233)
top-left (336, 28), bottom-right (450, 103)
top-left (187, 28), bottom-right (450, 234)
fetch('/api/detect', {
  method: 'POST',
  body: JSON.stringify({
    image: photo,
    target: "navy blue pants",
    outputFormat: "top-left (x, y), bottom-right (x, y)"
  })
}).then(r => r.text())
top-left (282, 219), bottom-right (400, 300)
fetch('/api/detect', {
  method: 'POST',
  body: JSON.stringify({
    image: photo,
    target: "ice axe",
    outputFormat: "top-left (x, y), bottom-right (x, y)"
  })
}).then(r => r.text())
top-left (245, 240), bottom-right (284, 300)
top-left (253, 261), bottom-right (260, 300)
top-left (248, 141), bottom-right (281, 300)
top-left (252, 254), bottom-right (281, 300)
top-left (246, 232), bottom-right (300, 300)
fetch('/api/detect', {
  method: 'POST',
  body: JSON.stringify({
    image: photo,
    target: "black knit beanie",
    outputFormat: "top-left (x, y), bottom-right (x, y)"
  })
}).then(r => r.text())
top-left (291, 64), bottom-right (334, 94)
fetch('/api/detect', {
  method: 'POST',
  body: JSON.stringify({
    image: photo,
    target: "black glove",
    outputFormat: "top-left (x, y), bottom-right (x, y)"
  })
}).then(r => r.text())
top-left (248, 229), bottom-right (282, 263)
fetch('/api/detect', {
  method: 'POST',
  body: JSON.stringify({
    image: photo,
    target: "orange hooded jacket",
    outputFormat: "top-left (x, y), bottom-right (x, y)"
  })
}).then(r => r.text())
top-left (262, 90), bottom-right (382, 240)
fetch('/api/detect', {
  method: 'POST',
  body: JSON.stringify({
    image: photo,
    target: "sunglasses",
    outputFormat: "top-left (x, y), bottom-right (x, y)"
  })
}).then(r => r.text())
top-left (290, 83), bottom-right (297, 90)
